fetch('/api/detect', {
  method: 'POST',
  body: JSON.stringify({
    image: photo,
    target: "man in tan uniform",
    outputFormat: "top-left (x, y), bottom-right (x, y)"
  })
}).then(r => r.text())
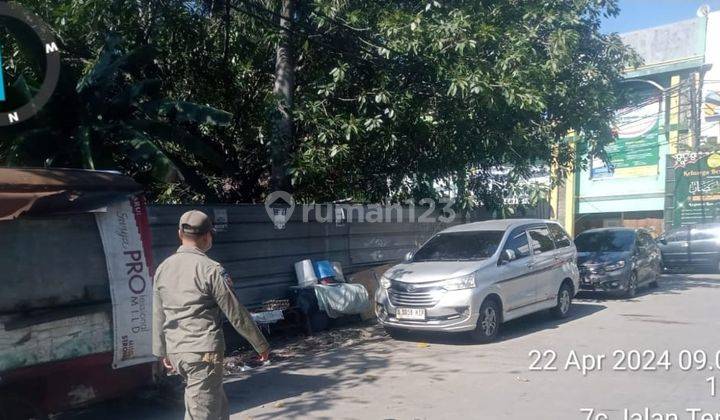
top-left (153, 210), bottom-right (270, 420)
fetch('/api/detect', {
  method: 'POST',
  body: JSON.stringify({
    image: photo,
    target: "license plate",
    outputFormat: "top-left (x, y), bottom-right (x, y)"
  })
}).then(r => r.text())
top-left (396, 307), bottom-right (426, 320)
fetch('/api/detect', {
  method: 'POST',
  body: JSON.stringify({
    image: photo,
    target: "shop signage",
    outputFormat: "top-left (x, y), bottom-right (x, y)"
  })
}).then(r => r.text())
top-left (672, 151), bottom-right (720, 227)
top-left (591, 100), bottom-right (661, 178)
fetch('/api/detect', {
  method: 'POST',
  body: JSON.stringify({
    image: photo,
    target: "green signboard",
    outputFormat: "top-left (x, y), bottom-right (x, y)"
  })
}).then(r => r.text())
top-left (591, 101), bottom-right (661, 178)
top-left (606, 120), bottom-right (660, 167)
top-left (672, 152), bottom-right (720, 227)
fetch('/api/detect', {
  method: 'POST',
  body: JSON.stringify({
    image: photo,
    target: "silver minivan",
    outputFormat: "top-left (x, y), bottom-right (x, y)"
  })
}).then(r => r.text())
top-left (376, 219), bottom-right (579, 342)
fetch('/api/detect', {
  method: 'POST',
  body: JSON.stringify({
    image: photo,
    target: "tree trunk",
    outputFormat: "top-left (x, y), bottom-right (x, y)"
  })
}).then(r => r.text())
top-left (270, 0), bottom-right (295, 192)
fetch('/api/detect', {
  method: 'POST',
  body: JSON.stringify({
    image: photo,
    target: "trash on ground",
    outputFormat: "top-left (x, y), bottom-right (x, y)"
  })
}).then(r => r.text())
top-left (251, 310), bottom-right (284, 324)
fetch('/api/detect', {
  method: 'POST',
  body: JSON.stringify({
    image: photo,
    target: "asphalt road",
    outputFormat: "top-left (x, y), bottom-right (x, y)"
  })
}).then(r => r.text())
top-left (63, 273), bottom-right (720, 420)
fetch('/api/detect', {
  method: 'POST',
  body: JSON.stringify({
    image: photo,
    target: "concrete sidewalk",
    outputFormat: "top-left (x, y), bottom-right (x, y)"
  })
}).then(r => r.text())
top-left (60, 273), bottom-right (720, 419)
top-left (235, 273), bottom-right (720, 419)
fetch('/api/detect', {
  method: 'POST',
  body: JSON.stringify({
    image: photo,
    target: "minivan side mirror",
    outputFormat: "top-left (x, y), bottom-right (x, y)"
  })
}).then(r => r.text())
top-left (499, 249), bottom-right (516, 265)
top-left (404, 251), bottom-right (414, 262)
top-left (658, 237), bottom-right (667, 245)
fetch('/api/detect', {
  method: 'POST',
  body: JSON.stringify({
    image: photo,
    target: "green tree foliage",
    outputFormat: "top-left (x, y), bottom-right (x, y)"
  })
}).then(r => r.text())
top-left (1, 0), bottom-right (638, 206)
top-left (290, 0), bottom-right (639, 207)
top-left (3, 34), bottom-right (233, 200)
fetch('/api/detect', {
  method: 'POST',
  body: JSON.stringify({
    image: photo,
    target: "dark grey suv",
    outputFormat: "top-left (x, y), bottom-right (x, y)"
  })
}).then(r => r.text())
top-left (575, 228), bottom-right (662, 297)
top-left (658, 224), bottom-right (720, 272)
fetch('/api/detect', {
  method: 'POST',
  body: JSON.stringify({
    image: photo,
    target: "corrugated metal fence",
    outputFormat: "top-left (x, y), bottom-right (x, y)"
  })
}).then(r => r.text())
top-left (0, 203), bottom-right (550, 313)
top-left (148, 202), bottom-right (555, 307)
top-left (148, 204), bottom-right (473, 307)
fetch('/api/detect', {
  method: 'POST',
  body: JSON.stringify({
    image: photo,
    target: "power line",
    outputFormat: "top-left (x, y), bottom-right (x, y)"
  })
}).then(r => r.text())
top-left (614, 77), bottom-right (720, 118)
top-left (614, 79), bottom-right (693, 118)
top-left (581, 121), bottom-right (720, 160)
top-left (229, 0), bottom-right (446, 102)
top-left (228, 2), bottom-right (720, 141)
top-left (233, 0), bottom-right (398, 67)
top-left (229, 1), bottom-right (387, 70)
top-left (306, 3), bottom-right (408, 58)
top-left (588, 80), bottom-right (714, 133)
top-left (611, 98), bottom-right (691, 131)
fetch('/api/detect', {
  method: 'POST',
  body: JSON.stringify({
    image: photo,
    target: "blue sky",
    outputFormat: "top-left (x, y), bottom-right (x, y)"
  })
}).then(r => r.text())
top-left (601, 0), bottom-right (720, 33)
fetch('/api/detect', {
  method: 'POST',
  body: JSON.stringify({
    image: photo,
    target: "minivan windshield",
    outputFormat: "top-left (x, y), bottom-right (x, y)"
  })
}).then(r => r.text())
top-left (575, 230), bottom-right (635, 253)
top-left (413, 231), bottom-right (504, 262)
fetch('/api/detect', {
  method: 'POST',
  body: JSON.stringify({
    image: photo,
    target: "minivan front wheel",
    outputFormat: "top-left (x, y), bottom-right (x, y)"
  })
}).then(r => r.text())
top-left (551, 282), bottom-right (573, 319)
top-left (470, 299), bottom-right (501, 343)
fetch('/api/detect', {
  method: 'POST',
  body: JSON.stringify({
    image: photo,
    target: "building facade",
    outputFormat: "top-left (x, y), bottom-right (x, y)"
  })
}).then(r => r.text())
top-left (552, 10), bottom-right (720, 236)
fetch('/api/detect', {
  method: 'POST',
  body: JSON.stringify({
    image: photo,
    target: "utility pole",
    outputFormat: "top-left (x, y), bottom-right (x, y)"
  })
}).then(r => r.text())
top-left (690, 70), bottom-right (706, 223)
top-left (270, 0), bottom-right (296, 192)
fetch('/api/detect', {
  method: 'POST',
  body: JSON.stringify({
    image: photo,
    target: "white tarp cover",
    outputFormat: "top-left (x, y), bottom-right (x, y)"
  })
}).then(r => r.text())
top-left (314, 283), bottom-right (370, 319)
top-left (96, 195), bottom-right (155, 369)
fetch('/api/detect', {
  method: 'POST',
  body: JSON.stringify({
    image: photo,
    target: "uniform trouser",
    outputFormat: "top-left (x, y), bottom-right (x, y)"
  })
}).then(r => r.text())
top-left (168, 352), bottom-right (229, 420)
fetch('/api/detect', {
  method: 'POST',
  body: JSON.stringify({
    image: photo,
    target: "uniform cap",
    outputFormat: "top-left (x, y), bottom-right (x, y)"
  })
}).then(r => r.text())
top-left (179, 210), bottom-right (214, 235)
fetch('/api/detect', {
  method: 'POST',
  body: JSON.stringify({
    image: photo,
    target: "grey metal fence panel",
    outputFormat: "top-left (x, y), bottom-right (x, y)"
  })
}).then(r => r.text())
top-left (664, 155), bottom-right (676, 230)
top-left (147, 205), bottom-right (458, 307)
top-left (0, 202), bottom-right (548, 312)
top-left (148, 203), bottom-right (549, 307)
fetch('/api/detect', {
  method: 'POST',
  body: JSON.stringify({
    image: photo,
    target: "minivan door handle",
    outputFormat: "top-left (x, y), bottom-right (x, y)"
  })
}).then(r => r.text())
top-left (526, 261), bottom-right (535, 268)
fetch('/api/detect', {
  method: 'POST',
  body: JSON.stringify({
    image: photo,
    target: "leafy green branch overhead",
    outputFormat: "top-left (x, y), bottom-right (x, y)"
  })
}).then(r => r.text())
top-left (2, 31), bottom-right (232, 200)
top-left (1, 0), bottom-right (638, 207)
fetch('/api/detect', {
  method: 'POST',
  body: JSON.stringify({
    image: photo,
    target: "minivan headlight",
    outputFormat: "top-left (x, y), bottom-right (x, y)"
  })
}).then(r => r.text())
top-left (380, 275), bottom-right (392, 289)
top-left (604, 260), bottom-right (626, 272)
top-left (441, 274), bottom-right (476, 291)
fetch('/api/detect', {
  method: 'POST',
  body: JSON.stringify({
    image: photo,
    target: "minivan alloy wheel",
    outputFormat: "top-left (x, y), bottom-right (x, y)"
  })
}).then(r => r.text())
top-left (481, 307), bottom-right (497, 336)
top-left (559, 289), bottom-right (571, 315)
top-left (551, 282), bottom-right (573, 319)
top-left (471, 299), bottom-right (501, 343)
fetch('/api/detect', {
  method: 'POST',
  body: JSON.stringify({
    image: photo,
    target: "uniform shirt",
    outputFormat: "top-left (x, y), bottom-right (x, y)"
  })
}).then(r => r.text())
top-left (152, 245), bottom-right (269, 357)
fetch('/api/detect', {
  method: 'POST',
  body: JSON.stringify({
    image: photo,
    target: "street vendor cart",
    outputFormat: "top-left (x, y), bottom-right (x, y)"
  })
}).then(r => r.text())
top-left (0, 168), bottom-right (156, 419)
